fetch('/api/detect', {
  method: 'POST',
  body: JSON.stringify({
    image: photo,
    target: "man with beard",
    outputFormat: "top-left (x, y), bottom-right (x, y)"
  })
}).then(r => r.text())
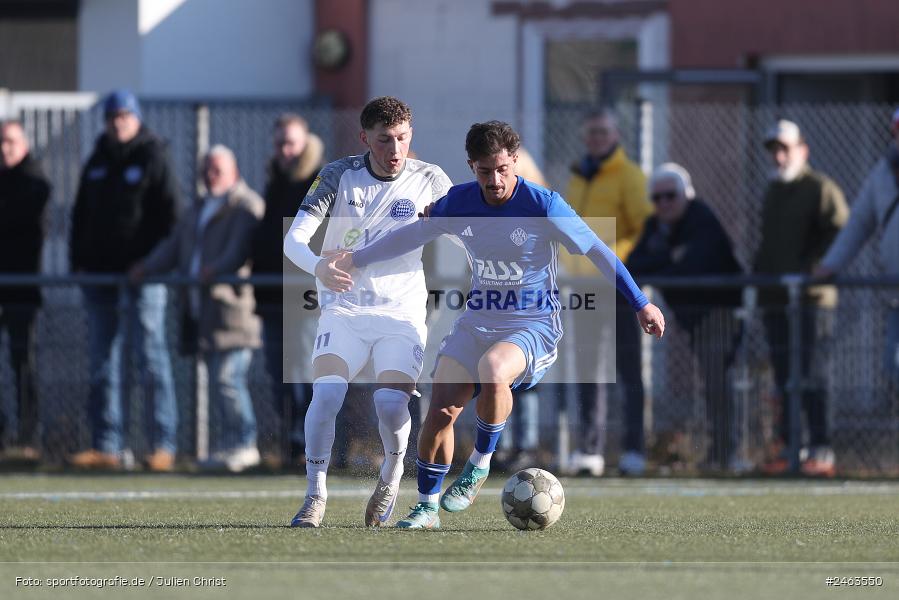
top-left (754, 119), bottom-right (848, 477)
top-left (252, 114), bottom-right (324, 468)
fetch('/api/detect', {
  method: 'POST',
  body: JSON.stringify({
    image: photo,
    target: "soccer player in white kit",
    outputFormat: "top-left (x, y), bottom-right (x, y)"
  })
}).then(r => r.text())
top-left (283, 97), bottom-right (451, 527)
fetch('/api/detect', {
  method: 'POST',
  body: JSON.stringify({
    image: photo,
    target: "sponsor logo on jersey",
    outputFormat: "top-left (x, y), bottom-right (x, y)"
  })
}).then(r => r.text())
top-left (307, 176), bottom-right (321, 195)
top-left (473, 259), bottom-right (524, 282)
top-left (510, 227), bottom-right (528, 246)
top-left (461, 225), bottom-right (473, 237)
top-left (343, 228), bottom-right (363, 247)
top-left (390, 198), bottom-right (416, 221)
top-left (413, 344), bottom-right (424, 365)
top-left (124, 165), bottom-right (143, 184)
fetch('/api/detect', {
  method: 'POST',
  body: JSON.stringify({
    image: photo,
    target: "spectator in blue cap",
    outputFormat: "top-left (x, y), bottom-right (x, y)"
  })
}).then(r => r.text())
top-left (68, 90), bottom-right (181, 472)
top-left (104, 89), bottom-right (143, 121)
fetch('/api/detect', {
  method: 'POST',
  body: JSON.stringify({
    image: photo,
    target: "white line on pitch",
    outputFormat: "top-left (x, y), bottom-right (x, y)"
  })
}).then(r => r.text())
top-left (0, 481), bottom-right (896, 501)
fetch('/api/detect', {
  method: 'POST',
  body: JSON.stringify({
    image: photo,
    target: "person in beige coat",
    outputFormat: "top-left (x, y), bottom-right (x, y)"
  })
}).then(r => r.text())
top-left (131, 145), bottom-right (264, 472)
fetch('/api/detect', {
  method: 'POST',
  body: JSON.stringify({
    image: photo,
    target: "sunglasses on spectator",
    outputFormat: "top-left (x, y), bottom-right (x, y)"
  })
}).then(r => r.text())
top-left (651, 191), bottom-right (679, 203)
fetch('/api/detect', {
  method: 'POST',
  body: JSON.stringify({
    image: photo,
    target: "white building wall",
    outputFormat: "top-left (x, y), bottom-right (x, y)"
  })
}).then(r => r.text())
top-left (78, 0), bottom-right (141, 92)
top-left (368, 0), bottom-right (520, 184)
top-left (79, 0), bottom-right (314, 98)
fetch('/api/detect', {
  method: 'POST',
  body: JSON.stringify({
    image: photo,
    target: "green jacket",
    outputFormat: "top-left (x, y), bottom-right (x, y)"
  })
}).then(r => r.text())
top-left (753, 166), bottom-right (848, 307)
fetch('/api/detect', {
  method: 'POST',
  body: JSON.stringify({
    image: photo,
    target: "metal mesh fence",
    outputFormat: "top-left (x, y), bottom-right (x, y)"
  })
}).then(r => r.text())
top-left (0, 94), bottom-right (897, 475)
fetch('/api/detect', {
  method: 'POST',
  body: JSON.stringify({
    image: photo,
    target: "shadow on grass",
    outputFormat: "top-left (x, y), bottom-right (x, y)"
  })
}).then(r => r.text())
top-left (0, 523), bottom-right (514, 533)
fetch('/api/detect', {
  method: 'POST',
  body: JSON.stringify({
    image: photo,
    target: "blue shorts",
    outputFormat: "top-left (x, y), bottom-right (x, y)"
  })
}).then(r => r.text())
top-left (432, 316), bottom-right (559, 396)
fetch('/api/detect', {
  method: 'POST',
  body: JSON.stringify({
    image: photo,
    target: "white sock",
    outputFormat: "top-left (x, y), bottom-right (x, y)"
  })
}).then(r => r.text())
top-left (303, 375), bottom-right (348, 499)
top-left (373, 387), bottom-right (412, 486)
top-left (419, 492), bottom-right (440, 504)
top-left (469, 449), bottom-right (493, 469)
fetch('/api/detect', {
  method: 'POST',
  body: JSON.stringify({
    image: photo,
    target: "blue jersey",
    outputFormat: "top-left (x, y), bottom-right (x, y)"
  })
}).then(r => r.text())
top-left (428, 178), bottom-right (597, 327)
top-left (353, 177), bottom-right (647, 329)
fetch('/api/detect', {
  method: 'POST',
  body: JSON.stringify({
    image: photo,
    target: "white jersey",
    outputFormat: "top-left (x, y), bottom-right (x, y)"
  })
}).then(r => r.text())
top-left (299, 153), bottom-right (452, 323)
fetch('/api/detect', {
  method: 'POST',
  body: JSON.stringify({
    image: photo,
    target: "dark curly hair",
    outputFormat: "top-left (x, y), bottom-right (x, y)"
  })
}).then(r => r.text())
top-left (465, 120), bottom-right (520, 161)
top-left (360, 96), bottom-right (412, 130)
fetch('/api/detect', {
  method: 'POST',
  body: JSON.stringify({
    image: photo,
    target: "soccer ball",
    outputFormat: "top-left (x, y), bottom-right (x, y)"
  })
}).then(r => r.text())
top-left (501, 468), bottom-right (564, 531)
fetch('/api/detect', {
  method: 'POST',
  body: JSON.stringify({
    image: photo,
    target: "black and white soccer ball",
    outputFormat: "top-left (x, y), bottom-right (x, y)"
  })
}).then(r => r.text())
top-left (501, 468), bottom-right (564, 531)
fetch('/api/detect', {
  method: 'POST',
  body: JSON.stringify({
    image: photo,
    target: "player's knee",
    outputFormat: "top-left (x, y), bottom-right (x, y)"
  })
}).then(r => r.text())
top-left (308, 375), bottom-right (348, 422)
top-left (373, 388), bottom-right (411, 422)
top-left (477, 353), bottom-right (513, 386)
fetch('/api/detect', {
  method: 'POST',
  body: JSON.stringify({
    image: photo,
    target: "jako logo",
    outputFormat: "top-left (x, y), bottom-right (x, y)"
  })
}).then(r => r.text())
top-left (474, 259), bottom-right (523, 281)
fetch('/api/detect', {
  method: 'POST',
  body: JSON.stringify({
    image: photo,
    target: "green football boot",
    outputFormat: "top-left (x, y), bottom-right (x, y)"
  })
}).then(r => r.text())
top-left (395, 502), bottom-right (440, 529)
top-left (440, 461), bottom-right (489, 512)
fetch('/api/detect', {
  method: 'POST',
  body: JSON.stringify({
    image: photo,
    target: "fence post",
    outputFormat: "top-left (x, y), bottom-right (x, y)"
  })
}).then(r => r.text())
top-left (557, 284), bottom-right (574, 473)
top-left (119, 279), bottom-right (135, 470)
top-left (194, 103), bottom-right (210, 462)
top-left (0, 88), bottom-right (10, 119)
top-left (784, 276), bottom-right (804, 474)
top-left (636, 98), bottom-right (654, 175)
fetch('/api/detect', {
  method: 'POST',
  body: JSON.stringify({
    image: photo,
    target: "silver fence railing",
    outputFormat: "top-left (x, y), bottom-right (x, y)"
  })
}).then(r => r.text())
top-left (0, 272), bottom-right (896, 475)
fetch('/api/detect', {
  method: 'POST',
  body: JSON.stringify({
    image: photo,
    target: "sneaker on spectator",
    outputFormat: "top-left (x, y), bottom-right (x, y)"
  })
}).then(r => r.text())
top-left (801, 446), bottom-right (836, 478)
top-left (565, 451), bottom-right (604, 477)
top-left (67, 449), bottom-right (121, 470)
top-left (200, 446), bottom-right (261, 473)
top-left (0, 446), bottom-right (42, 467)
top-left (618, 451), bottom-right (646, 476)
top-left (144, 449), bottom-right (175, 472)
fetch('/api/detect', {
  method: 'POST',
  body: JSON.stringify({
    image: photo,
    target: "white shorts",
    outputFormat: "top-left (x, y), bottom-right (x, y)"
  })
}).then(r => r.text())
top-left (311, 310), bottom-right (427, 382)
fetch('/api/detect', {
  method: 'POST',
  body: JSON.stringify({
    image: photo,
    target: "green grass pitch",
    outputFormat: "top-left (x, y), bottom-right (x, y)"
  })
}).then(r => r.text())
top-left (0, 475), bottom-right (896, 599)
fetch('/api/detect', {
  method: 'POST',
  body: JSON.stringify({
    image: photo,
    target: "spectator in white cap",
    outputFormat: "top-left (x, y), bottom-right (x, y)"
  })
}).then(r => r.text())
top-left (765, 119), bottom-right (807, 182)
top-left (754, 119), bottom-right (849, 478)
top-left (815, 108), bottom-right (899, 388)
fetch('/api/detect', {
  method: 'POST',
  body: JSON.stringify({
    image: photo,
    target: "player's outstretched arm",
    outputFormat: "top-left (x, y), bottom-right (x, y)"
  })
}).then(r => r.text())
top-left (352, 218), bottom-right (444, 269)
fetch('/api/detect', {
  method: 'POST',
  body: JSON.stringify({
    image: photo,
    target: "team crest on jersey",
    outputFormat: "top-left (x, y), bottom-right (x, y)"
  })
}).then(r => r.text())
top-left (123, 165), bottom-right (143, 184)
top-left (413, 345), bottom-right (424, 365)
top-left (510, 227), bottom-right (528, 246)
top-left (390, 199), bottom-right (415, 221)
top-left (343, 228), bottom-right (363, 247)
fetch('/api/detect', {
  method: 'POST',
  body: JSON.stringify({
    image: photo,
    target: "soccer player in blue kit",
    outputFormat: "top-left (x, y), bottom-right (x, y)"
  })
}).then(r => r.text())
top-left (335, 121), bottom-right (665, 529)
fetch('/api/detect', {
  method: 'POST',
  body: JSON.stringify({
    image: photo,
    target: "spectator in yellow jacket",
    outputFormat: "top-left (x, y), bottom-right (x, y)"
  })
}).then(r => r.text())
top-left (561, 109), bottom-right (653, 477)
top-left (563, 109), bottom-right (652, 272)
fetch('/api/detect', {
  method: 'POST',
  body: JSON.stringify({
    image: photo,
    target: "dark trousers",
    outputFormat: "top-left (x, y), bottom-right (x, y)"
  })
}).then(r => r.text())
top-left (684, 309), bottom-right (742, 468)
top-left (0, 304), bottom-right (39, 448)
top-left (258, 304), bottom-right (310, 459)
top-left (576, 293), bottom-right (646, 455)
top-left (763, 306), bottom-right (831, 448)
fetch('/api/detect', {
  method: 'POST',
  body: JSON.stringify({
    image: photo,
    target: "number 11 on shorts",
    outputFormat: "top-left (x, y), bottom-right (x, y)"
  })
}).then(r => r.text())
top-left (315, 332), bottom-right (331, 350)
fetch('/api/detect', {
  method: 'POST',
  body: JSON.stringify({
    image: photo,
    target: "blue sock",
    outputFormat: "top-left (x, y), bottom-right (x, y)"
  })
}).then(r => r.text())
top-left (470, 416), bottom-right (506, 469)
top-left (416, 458), bottom-right (450, 504)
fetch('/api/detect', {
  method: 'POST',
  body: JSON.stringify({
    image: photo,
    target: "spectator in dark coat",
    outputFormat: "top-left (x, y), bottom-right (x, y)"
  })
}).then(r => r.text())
top-left (0, 120), bottom-right (50, 461)
top-left (627, 163), bottom-right (744, 471)
top-left (252, 114), bottom-right (323, 467)
top-left (68, 90), bottom-right (179, 471)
